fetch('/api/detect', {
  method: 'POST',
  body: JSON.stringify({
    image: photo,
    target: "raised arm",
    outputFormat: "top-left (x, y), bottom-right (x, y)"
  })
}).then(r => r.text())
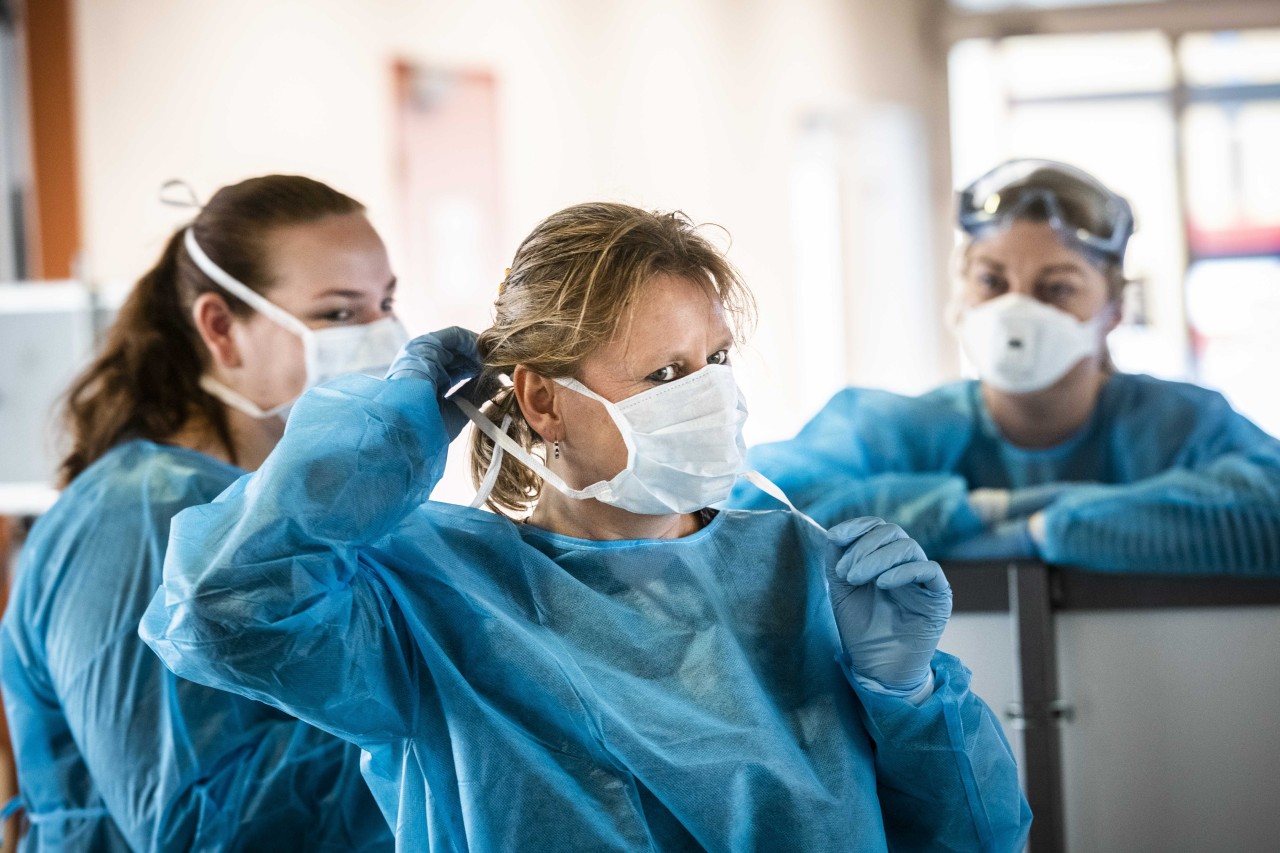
top-left (47, 634), bottom-right (388, 850)
top-left (141, 328), bottom-right (481, 742)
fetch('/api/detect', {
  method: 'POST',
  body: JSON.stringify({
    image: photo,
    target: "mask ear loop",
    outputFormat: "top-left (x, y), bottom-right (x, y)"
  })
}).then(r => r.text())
top-left (183, 229), bottom-right (311, 337)
top-left (469, 414), bottom-right (511, 509)
top-left (739, 471), bottom-right (826, 533)
top-left (199, 375), bottom-right (293, 420)
top-left (452, 396), bottom-right (614, 502)
top-left (184, 226), bottom-right (320, 407)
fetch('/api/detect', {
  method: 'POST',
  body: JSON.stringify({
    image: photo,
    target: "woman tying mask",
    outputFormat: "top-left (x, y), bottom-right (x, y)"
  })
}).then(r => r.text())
top-left (141, 203), bottom-right (1030, 851)
top-left (741, 159), bottom-right (1280, 572)
top-left (0, 176), bottom-right (399, 850)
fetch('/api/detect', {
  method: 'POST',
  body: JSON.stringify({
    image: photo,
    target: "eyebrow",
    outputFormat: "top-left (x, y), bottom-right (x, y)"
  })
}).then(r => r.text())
top-left (1038, 264), bottom-right (1086, 276)
top-left (971, 258), bottom-right (1086, 277)
top-left (315, 278), bottom-right (397, 300)
top-left (649, 338), bottom-right (736, 366)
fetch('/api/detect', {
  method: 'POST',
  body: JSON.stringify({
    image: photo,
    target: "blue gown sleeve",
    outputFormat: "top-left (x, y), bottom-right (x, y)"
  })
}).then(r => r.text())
top-left (844, 651), bottom-right (1032, 852)
top-left (140, 374), bottom-right (453, 743)
top-left (735, 388), bottom-right (984, 553)
top-left (48, 636), bottom-right (387, 850)
top-left (1, 449), bottom-right (392, 851)
top-left (1039, 395), bottom-right (1280, 574)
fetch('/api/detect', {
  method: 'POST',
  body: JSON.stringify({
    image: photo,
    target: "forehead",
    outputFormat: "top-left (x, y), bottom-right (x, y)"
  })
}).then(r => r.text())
top-left (595, 273), bottom-right (730, 362)
top-left (968, 219), bottom-right (1089, 268)
top-left (263, 213), bottom-right (390, 292)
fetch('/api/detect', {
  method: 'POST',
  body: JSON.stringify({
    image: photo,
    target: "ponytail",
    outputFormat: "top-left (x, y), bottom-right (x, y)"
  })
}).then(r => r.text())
top-left (58, 173), bottom-right (364, 484)
top-left (59, 230), bottom-right (233, 484)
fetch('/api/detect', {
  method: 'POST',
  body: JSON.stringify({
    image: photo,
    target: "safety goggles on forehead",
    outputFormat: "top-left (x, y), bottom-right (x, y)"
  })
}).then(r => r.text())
top-left (957, 159), bottom-right (1134, 264)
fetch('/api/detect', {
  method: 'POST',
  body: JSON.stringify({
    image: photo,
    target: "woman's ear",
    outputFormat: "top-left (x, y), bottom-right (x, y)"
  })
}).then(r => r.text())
top-left (513, 365), bottom-right (560, 443)
top-left (192, 292), bottom-right (243, 370)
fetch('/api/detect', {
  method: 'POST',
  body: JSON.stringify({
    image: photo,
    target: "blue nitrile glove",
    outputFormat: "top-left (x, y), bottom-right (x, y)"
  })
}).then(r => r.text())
top-left (826, 517), bottom-right (952, 695)
top-left (945, 517), bottom-right (1038, 560)
top-left (385, 327), bottom-right (482, 438)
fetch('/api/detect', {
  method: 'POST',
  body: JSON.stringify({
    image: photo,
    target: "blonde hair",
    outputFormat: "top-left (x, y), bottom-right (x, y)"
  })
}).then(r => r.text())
top-left (469, 202), bottom-right (755, 516)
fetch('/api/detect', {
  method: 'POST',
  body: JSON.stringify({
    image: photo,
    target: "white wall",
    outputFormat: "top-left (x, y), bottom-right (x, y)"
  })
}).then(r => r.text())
top-left (70, 0), bottom-right (954, 448)
top-left (941, 605), bottom-right (1280, 853)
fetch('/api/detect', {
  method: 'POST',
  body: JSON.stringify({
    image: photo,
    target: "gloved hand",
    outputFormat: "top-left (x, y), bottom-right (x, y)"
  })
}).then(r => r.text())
top-left (945, 518), bottom-right (1038, 560)
top-left (386, 327), bottom-right (482, 438)
top-left (826, 517), bottom-right (952, 695)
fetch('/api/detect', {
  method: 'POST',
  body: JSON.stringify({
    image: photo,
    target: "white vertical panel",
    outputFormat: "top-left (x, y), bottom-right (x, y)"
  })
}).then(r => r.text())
top-left (1057, 608), bottom-right (1280, 852)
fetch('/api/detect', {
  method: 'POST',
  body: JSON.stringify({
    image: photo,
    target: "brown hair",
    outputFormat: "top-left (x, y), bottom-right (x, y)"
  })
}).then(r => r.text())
top-left (469, 202), bottom-right (755, 516)
top-left (58, 174), bottom-right (363, 484)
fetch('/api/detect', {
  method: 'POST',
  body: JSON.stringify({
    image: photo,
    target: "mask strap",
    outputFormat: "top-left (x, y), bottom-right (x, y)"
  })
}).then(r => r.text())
top-left (740, 470), bottom-right (826, 533)
top-left (553, 377), bottom-right (638, 470)
top-left (183, 229), bottom-right (312, 338)
top-left (452, 396), bottom-right (611, 501)
top-left (469, 413), bottom-right (511, 509)
top-left (159, 179), bottom-right (202, 210)
top-left (199, 375), bottom-right (290, 420)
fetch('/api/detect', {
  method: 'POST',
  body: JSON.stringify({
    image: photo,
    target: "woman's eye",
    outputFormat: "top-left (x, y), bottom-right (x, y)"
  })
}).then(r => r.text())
top-left (319, 308), bottom-right (356, 323)
top-left (647, 365), bottom-right (679, 383)
top-left (707, 350), bottom-right (729, 366)
top-left (977, 273), bottom-right (1005, 293)
top-left (380, 297), bottom-right (396, 314)
top-left (1042, 282), bottom-right (1074, 301)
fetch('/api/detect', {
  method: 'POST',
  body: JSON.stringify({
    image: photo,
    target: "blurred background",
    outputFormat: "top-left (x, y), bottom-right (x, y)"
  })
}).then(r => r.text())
top-left (2, 1), bottom-right (1279, 850)
top-left (4, 0), bottom-right (1280, 490)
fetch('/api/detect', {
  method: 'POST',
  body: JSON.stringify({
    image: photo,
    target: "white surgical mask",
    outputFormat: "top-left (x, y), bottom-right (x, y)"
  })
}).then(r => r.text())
top-left (957, 293), bottom-right (1107, 394)
top-left (456, 364), bottom-right (749, 515)
top-left (184, 228), bottom-right (409, 420)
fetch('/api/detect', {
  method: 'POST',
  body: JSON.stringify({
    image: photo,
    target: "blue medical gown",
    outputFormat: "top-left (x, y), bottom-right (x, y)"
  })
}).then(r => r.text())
top-left (735, 374), bottom-right (1280, 573)
top-left (140, 374), bottom-right (1030, 852)
top-left (0, 441), bottom-right (393, 851)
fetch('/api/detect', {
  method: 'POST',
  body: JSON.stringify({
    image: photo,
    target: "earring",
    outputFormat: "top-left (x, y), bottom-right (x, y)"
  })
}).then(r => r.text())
top-left (554, 440), bottom-right (561, 460)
